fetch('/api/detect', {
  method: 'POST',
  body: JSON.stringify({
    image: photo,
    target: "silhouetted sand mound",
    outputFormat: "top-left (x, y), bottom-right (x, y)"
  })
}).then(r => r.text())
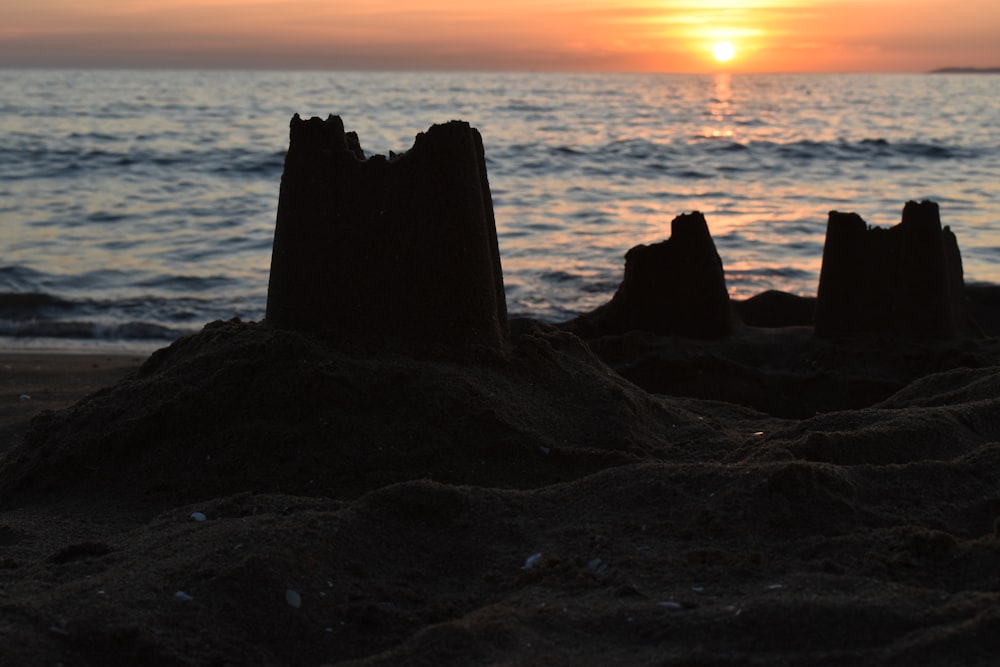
top-left (0, 318), bottom-right (737, 505)
top-left (571, 323), bottom-right (1000, 418)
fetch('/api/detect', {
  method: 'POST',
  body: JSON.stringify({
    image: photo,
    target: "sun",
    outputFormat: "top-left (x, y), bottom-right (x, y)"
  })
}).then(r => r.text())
top-left (713, 41), bottom-right (736, 63)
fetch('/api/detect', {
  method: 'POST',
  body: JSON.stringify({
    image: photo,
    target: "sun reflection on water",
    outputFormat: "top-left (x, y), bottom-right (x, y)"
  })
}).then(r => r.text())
top-left (704, 73), bottom-right (735, 139)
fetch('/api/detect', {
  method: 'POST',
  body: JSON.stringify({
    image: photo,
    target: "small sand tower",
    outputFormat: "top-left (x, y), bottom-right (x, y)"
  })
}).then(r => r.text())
top-left (570, 211), bottom-right (733, 338)
top-left (815, 201), bottom-right (967, 338)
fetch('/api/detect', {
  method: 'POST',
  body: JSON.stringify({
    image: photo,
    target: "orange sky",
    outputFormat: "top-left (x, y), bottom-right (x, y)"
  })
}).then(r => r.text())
top-left (2, 0), bottom-right (998, 72)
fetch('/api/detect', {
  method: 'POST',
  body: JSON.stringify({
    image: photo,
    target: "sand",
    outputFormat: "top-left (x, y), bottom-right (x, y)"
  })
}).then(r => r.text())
top-left (0, 352), bottom-right (147, 454)
top-left (1, 296), bottom-right (1000, 666)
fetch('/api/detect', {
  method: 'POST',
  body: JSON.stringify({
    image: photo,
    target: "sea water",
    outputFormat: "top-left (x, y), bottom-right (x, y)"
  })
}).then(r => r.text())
top-left (1, 69), bottom-right (998, 349)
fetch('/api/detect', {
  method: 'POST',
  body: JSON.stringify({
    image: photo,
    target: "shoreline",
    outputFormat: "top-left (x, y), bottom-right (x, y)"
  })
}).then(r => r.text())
top-left (0, 338), bottom-right (166, 357)
top-left (2, 279), bottom-right (999, 355)
top-left (4, 279), bottom-right (999, 451)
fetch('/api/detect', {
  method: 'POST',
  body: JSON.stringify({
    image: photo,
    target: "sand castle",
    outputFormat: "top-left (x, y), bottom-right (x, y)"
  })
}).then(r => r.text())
top-left (567, 211), bottom-right (733, 338)
top-left (266, 116), bottom-right (736, 345)
top-left (265, 114), bottom-right (508, 348)
top-left (265, 115), bottom-right (974, 345)
top-left (815, 200), bottom-right (968, 338)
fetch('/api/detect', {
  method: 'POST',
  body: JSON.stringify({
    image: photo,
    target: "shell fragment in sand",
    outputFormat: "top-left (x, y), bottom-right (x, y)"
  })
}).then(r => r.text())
top-left (522, 552), bottom-right (543, 570)
top-left (286, 589), bottom-right (302, 609)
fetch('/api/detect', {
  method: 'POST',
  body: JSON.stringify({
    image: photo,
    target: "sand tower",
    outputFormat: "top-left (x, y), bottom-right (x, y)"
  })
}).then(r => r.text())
top-left (814, 200), bottom-right (967, 338)
top-left (265, 115), bottom-right (508, 347)
top-left (571, 211), bottom-right (733, 338)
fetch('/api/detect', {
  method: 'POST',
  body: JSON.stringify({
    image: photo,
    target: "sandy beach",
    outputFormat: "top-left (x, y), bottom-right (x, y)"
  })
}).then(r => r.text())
top-left (2, 113), bottom-right (999, 665)
top-left (1, 296), bottom-right (999, 665)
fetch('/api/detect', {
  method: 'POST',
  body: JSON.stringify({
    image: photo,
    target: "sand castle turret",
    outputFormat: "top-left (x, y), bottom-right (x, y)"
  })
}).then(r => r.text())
top-left (814, 200), bottom-right (967, 338)
top-left (569, 211), bottom-right (733, 338)
top-left (265, 115), bottom-right (508, 347)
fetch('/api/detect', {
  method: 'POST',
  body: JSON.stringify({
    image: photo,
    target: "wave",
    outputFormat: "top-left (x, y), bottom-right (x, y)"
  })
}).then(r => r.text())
top-left (0, 145), bottom-right (285, 181)
top-left (0, 292), bottom-right (76, 319)
top-left (0, 287), bottom-right (257, 343)
top-left (0, 285), bottom-right (202, 342)
top-left (571, 136), bottom-right (984, 162)
top-left (0, 318), bottom-right (192, 342)
top-left (495, 136), bottom-right (987, 185)
top-left (744, 138), bottom-right (980, 162)
top-left (2, 133), bottom-right (979, 189)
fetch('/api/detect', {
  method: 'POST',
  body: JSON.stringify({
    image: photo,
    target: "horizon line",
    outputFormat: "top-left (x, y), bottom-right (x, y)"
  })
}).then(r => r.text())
top-left (3, 63), bottom-right (996, 76)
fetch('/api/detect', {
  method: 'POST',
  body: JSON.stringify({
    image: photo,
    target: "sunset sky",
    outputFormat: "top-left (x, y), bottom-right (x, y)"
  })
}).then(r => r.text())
top-left (2, 0), bottom-right (998, 73)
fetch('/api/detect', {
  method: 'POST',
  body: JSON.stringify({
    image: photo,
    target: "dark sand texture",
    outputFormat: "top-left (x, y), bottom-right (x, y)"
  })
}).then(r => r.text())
top-left (1, 314), bottom-right (1000, 666)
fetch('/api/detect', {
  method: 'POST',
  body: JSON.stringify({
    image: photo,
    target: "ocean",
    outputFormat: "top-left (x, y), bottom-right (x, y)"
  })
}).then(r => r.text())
top-left (1, 69), bottom-right (998, 350)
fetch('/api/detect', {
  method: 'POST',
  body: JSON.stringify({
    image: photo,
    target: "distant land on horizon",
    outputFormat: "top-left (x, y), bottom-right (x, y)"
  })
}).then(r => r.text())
top-left (929, 66), bottom-right (1000, 73)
